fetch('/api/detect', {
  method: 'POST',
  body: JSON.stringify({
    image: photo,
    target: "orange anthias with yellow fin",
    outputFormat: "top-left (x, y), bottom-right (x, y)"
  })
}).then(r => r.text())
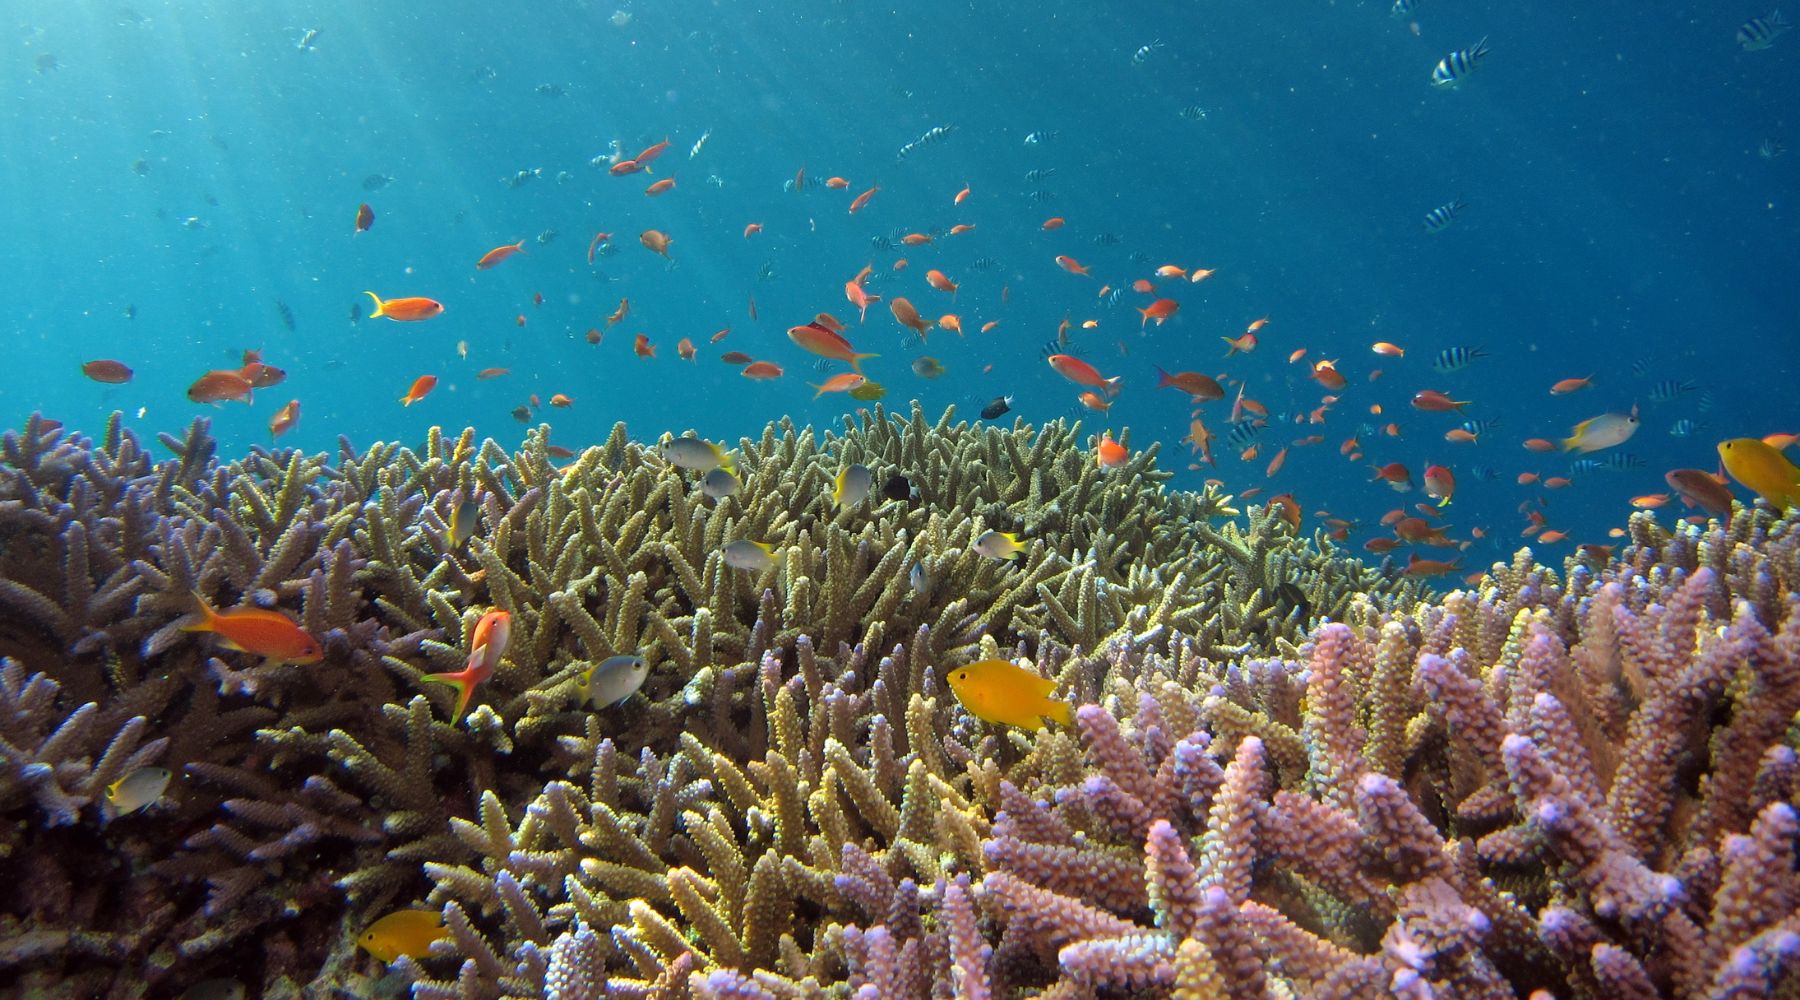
top-left (182, 591), bottom-right (322, 664)
top-left (422, 609), bottom-right (511, 722)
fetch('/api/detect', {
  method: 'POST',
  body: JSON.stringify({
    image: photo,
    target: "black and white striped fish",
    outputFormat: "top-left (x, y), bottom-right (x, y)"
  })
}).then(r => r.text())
top-left (1647, 379), bottom-right (1697, 403)
top-left (1668, 419), bottom-right (1706, 438)
top-left (1630, 358), bottom-right (1652, 377)
top-left (1023, 130), bottom-right (1060, 145)
top-left (1431, 346), bottom-right (1488, 372)
top-left (1738, 10), bottom-right (1791, 50)
top-left (1178, 105), bottom-right (1209, 121)
top-left (1431, 37), bottom-right (1490, 89)
top-left (1391, 0), bottom-right (1422, 18)
top-left (1422, 199), bottom-right (1466, 233)
top-left (1130, 39), bottom-right (1164, 66)
top-left (1023, 189), bottom-right (1057, 203)
top-left (1460, 418), bottom-right (1501, 437)
top-left (1569, 453), bottom-right (1646, 474)
top-left (1024, 168), bottom-right (1056, 182)
top-left (1090, 232), bottom-right (1123, 246)
top-left (1227, 421), bottom-right (1263, 452)
top-left (895, 124), bottom-right (955, 162)
top-left (971, 256), bottom-right (999, 271)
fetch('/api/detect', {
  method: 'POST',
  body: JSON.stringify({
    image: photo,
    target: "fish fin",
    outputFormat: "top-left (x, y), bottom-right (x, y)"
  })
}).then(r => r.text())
top-left (1044, 699), bottom-right (1074, 727)
top-left (421, 671), bottom-right (475, 721)
top-left (363, 291), bottom-right (385, 318)
top-left (179, 590), bottom-right (217, 633)
top-left (851, 352), bottom-right (879, 375)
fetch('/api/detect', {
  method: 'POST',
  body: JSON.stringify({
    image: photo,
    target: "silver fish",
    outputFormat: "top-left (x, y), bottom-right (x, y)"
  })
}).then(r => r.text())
top-left (972, 529), bottom-right (1025, 560)
top-left (722, 539), bottom-right (775, 571)
top-left (105, 766), bottom-right (172, 818)
top-left (579, 655), bottom-right (651, 708)
top-left (700, 468), bottom-right (741, 499)
top-left (689, 128), bottom-right (712, 159)
top-left (661, 436), bottom-right (733, 473)
top-left (909, 559), bottom-right (930, 597)
top-left (834, 464), bottom-right (873, 508)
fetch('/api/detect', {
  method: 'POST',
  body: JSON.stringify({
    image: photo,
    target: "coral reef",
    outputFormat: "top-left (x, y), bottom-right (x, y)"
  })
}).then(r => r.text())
top-left (2, 403), bottom-right (1796, 999)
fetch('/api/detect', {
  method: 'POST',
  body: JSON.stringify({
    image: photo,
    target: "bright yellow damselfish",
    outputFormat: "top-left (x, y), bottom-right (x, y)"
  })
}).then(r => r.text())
top-left (357, 908), bottom-right (447, 963)
top-left (946, 659), bottom-right (1073, 729)
top-left (1719, 438), bottom-right (1800, 509)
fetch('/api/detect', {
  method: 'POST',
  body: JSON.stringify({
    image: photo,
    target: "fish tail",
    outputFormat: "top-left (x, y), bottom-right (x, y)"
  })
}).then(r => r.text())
top-left (850, 352), bottom-right (879, 376)
top-left (1103, 375), bottom-right (1123, 398)
top-left (364, 291), bottom-right (386, 318)
top-left (421, 670), bottom-right (475, 720)
top-left (1438, 496), bottom-right (1452, 508)
top-left (1154, 365), bottom-right (1173, 387)
top-left (180, 589), bottom-right (218, 633)
top-left (1560, 435), bottom-right (1580, 452)
top-left (1139, 308), bottom-right (1151, 329)
top-left (1046, 698), bottom-right (1074, 727)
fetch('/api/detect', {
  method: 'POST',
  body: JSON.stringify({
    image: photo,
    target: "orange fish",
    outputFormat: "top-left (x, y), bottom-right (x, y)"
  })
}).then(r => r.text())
top-left (953, 184), bottom-right (971, 204)
top-left (1184, 417), bottom-right (1216, 466)
top-left (1517, 472), bottom-right (1540, 484)
top-left (1411, 390), bottom-right (1470, 412)
top-left (711, 327), bottom-right (731, 343)
top-left (477, 241), bottom-right (526, 270)
top-left (845, 265), bottom-right (882, 322)
top-left (1132, 278), bottom-right (1155, 294)
top-left (1550, 375), bottom-right (1593, 395)
top-left (1154, 265), bottom-right (1187, 279)
top-left (902, 233), bottom-right (934, 246)
top-left (742, 361), bottom-right (783, 380)
top-left (1311, 360), bottom-right (1346, 390)
top-left (1522, 438), bottom-right (1558, 452)
top-left (515, 314), bottom-right (527, 328)
top-left (1370, 462), bottom-right (1413, 491)
top-left (477, 368), bottom-right (509, 379)
top-left (793, 165), bottom-right (807, 190)
top-left (810, 373), bottom-right (867, 398)
top-left (980, 321), bottom-right (999, 334)
top-left (1041, 217), bottom-right (1066, 230)
top-left (826, 176), bottom-right (850, 189)
top-left (1222, 332), bottom-right (1258, 355)
top-left (925, 269), bottom-right (959, 301)
top-left (1154, 367), bottom-right (1224, 401)
top-left (1054, 255), bottom-right (1091, 276)
top-left (1537, 530), bottom-right (1569, 544)
top-left (82, 359), bottom-right (133, 384)
top-left (893, 259), bottom-right (909, 271)
top-left (355, 203), bottom-right (374, 234)
top-left (1266, 447), bottom-right (1289, 477)
top-left (1630, 493), bottom-right (1671, 508)
top-left (938, 314), bottom-right (963, 335)
top-left (743, 222), bottom-right (763, 239)
top-left (183, 590), bottom-right (322, 664)
top-left (645, 178), bottom-right (676, 196)
top-left (549, 394), bottom-right (573, 408)
top-left (399, 375), bottom-right (437, 406)
top-left (585, 328), bottom-right (602, 345)
top-left (677, 337), bottom-right (696, 362)
top-left (1266, 494), bottom-right (1301, 531)
top-left (1096, 432), bottom-right (1128, 469)
top-left (789, 322), bottom-right (880, 373)
top-left (639, 229), bottom-right (673, 257)
top-left (364, 292), bottom-right (444, 322)
top-left (607, 298), bottom-right (630, 327)
top-left (1405, 554), bottom-right (1462, 577)
top-left (814, 313), bottom-right (846, 334)
top-left (1077, 391), bottom-right (1112, 411)
top-left (634, 137), bottom-right (671, 165)
top-left (1544, 477), bottom-right (1572, 490)
top-left (748, 295), bottom-right (758, 321)
top-left (1245, 317), bottom-right (1271, 333)
top-left (1288, 348), bottom-right (1309, 364)
top-left (269, 400), bottom-right (300, 441)
top-left (849, 185), bottom-right (880, 213)
top-left (187, 370), bottom-right (255, 404)
top-left (1046, 354), bottom-right (1121, 396)
top-left (422, 609), bottom-right (511, 721)
top-left (1444, 428), bottom-right (1479, 443)
top-left (586, 231), bottom-right (611, 264)
top-left (634, 335), bottom-right (655, 358)
top-left (609, 159), bottom-right (643, 176)
top-left (949, 223), bottom-right (975, 235)
top-left (1137, 299), bottom-right (1180, 328)
top-left (889, 298), bottom-right (933, 338)
top-left (1189, 268), bottom-right (1216, 283)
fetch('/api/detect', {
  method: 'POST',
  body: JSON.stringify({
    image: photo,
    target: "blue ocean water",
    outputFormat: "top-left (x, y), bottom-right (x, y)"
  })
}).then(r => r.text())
top-left (3, 1), bottom-right (1794, 569)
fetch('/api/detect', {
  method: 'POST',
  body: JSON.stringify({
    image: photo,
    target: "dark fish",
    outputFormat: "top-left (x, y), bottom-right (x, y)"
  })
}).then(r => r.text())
top-left (970, 256), bottom-right (999, 271)
top-left (124, 304), bottom-right (137, 320)
top-left (1178, 105), bottom-right (1209, 121)
top-left (1275, 581), bottom-right (1311, 622)
top-left (349, 300), bottom-right (362, 323)
top-left (35, 53), bottom-right (57, 74)
top-left (980, 395), bottom-right (1013, 420)
top-left (1647, 379), bottom-right (1697, 403)
top-left (275, 300), bottom-right (296, 332)
top-left (362, 173), bottom-right (393, 192)
top-left (1430, 346), bottom-right (1486, 372)
top-left (881, 474), bottom-right (916, 503)
top-left (132, 159), bottom-right (149, 176)
top-left (511, 406), bottom-right (532, 423)
top-left (1090, 232), bottom-right (1122, 246)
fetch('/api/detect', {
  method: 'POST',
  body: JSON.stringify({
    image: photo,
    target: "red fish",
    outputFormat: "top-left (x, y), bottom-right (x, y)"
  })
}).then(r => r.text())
top-left (1154, 367), bottom-right (1223, 401)
top-left (845, 265), bottom-right (882, 321)
top-left (889, 298), bottom-right (933, 338)
top-left (644, 178), bottom-right (676, 196)
top-left (399, 375), bottom-right (437, 406)
top-left (634, 137), bottom-right (671, 166)
top-left (742, 361), bottom-right (783, 380)
top-left (1096, 432), bottom-right (1128, 469)
top-left (422, 609), bottom-right (511, 722)
top-left (1137, 298), bottom-right (1180, 328)
top-left (188, 369), bottom-right (255, 404)
top-left (269, 400), bottom-right (300, 441)
top-left (640, 229), bottom-right (673, 257)
top-left (1046, 354), bottom-right (1121, 396)
top-left (355, 203), bottom-right (374, 234)
top-left (634, 335), bottom-right (656, 358)
top-left (1411, 390), bottom-right (1471, 412)
top-left (1054, 255), bottom-right (1091, 276)
top-left (677, 337), bottom-right (696, 362)
top-left (849, 185), bottom-right (880, 213)
top-left (586, 231), bottom-right (611, 264)
top-left (82, 359), bottom-right (133, 384)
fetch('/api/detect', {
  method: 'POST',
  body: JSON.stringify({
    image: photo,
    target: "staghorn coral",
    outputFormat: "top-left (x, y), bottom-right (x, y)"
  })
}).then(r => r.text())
top-left (3, 404), bottom-right (1797, 1000)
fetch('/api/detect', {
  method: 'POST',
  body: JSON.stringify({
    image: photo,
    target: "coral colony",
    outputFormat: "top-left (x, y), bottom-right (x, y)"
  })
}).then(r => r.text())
top-left (2, 403), bottom-right (1797, 998)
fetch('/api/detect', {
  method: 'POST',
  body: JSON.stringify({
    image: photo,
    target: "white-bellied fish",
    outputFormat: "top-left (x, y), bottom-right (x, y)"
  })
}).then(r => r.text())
top-left (689, 129), bottom-right (712, 159)
top-left (909, 559), bottom-right (931, 597)
top-left (448, 495), bottom-right (480, 548)
top-left (1669, 419), bottom-right (1705, 438)
top-left (1562, 404), bottom-right (1640, 453)
top-left (973, 529), bottom-right (1026, 561)
top-left (1738, 10), bottom-right (1791, 50)
top-left (579, 655), bottom-right (651, 708)
top-left (700, 468), bottom-right (741, 499)
top-left (834, 464), bottom-right (873, 509)
top-left (1130, 39), bottom-right (1163, 65)
top-left (104, 766), bottom-right (172, 818)
top-left (722, 539), bottom-right (776, 571)
top-left (661, 436), bottom-right (736, 475)
top-left (1431, 37), bottom-right (1489, 88)
top-left (1422, 199), bottom-right (1465, 233)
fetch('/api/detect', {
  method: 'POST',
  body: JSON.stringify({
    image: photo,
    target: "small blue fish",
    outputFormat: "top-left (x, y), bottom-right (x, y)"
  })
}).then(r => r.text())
top-left (1431, 37), bottom-right (1490, 88)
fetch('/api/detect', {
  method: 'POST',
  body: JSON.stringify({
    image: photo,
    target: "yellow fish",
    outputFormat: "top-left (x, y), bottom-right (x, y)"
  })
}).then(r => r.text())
top-left (357, 908), bottom-right (447, 963)
top-left (946, 659), bottom-right (1073, 729)
top-left (972, 529), bottom-right (1026, 561)
top-left (1719, 438), bottom-right (1800, 509)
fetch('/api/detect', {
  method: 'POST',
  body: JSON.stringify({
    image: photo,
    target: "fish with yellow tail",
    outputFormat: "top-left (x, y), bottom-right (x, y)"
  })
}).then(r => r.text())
top-left (1561, 403), bottom-right (1640, 453)
top-left (972, 529), bottom-right (1026, 561)
top-left (1718, 438), bottom-right (1800, 509)
top-left (947, 659), bottom-right (1073, 729)
top-left (834, 463), bottom-right (873, 508)
top-left (357, 908), bottom-right (448, 963)
top-left (421, 609), bottom-right (510, 722)
top-left (182, 590), bottom-right (322, 664)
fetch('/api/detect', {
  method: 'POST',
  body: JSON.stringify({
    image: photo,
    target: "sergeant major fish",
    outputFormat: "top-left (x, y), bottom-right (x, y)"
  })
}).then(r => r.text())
top-left (1431, 37), bottom-right (1490, 88)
